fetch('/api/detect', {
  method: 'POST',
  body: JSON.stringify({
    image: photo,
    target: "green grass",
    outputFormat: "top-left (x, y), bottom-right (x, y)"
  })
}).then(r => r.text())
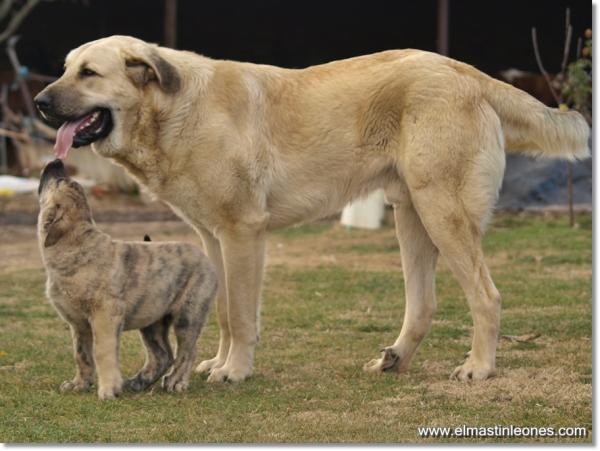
top-left (0, 214), bottom-right (592, 443)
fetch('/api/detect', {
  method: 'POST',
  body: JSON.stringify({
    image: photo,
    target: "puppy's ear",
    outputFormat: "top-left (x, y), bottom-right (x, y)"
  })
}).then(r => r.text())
top-left (45, 226), bottom-right (64, 247)
top-left (124, 44), bottom-right (181, 93)
top-left (44, 209), bottom-right (65, 247)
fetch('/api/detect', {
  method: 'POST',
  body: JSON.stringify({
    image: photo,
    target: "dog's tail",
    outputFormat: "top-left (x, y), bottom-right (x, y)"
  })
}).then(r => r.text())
top-left (480, 74), bottom-right (590, 161)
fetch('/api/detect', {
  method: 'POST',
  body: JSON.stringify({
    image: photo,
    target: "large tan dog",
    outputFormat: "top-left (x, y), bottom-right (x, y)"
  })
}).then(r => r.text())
top-left (34, 36), bottom-right (590, 383)
top-left (38, 159), bottom-right (218, 399)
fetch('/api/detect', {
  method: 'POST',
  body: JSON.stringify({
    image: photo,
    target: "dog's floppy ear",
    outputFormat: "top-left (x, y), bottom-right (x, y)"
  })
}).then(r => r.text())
top-left (124, 43), bottom-right (181, 93)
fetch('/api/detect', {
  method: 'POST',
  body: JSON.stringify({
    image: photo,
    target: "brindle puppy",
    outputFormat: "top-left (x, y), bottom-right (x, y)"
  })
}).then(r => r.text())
top-left (38, 159), bottom-right (217, 400)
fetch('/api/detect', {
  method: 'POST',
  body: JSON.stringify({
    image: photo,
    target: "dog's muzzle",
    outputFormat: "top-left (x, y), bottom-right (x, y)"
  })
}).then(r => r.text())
top-left (34, 89), bottom-right (114, 159)
top-left (34, 92), bottom-right (53, 116)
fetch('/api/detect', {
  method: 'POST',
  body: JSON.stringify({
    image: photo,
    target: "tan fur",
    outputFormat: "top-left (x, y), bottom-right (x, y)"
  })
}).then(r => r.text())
top-left (38, 159), bottom-right (217, 399)
top-left (35, 36), bottom-right (590, 383)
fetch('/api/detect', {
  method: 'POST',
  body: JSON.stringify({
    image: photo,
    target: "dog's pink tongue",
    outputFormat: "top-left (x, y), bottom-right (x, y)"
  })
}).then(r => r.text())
top-left (54, 115), bottom-right (91, 159)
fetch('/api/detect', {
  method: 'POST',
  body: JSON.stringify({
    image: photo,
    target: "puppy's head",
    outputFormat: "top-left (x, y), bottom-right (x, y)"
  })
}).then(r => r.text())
top-left (32, 35), bottom-right (181, 160)
top-left (38, 159), bottom-right (92, 248)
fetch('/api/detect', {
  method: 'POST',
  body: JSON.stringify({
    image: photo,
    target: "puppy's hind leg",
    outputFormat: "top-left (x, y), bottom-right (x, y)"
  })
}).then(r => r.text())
top-left (124, 316), bottom-right (174, 391)
top-left (164, 287), bottom-right (215, 392)
top-left (162, 321), bottom-right (198, 393)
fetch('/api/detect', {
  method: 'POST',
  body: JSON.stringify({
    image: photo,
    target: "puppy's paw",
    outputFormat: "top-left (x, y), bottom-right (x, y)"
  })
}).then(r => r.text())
top-left (97, 375), bottom-right (123, 400)
top-left (162, 375), bottom-right (189, 393)
top-left (97, 387), bottom-right (120, 400)
top-left (60, 379), bottom-right (93, 393)
top-left (123, 377), bottom-right (144, 391)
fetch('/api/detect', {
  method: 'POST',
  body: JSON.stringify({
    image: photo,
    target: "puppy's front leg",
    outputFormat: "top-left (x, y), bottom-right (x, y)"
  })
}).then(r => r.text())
top-left (90, 312), bottom-right (124, 400)
top-left (60, 324), bottom-right (95, 393)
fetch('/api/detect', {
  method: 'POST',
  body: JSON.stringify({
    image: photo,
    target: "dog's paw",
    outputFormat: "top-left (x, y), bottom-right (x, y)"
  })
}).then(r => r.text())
top-left (195, 357), bottom-right (225, 375)
top-left (60, 379), bottom-right (93, 393)
top-left (206, 365), bottom-right (249, 383)
top-left (363, 347), bottom-right (400, 373)
top-left (450, 360), bottom-right (495, 381)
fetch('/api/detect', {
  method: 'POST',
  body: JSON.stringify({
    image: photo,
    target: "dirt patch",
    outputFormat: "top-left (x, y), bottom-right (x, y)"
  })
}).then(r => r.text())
top-left (267, 225), bottom-right (404, 271)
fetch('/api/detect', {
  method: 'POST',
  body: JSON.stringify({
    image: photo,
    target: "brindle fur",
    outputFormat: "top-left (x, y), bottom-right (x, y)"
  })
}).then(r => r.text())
top-left (38, 159), bottom-right (217, 399)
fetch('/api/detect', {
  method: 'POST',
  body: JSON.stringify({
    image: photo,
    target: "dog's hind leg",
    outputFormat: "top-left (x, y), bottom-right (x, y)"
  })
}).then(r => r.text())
top-left (124, 316), bottom-right (174, 391)
top-left (405, 110), bottom-right (503, 381)
top-left (412, 187), bottom-right (501, 381)
top-left (60, 323), bottom-right (96, 392)
top-left (364, 182), bottom-right (439, 374)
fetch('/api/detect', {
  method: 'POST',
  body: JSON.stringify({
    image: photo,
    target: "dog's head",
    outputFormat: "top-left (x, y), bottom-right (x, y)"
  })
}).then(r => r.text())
top-left (38, 159), bottom-right (93, 247)
top-left (33, 35), bottom-right (181, 159)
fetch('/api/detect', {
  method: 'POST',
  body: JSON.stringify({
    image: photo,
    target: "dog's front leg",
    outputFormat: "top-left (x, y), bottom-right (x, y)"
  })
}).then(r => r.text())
top-left (206, 226), bottom-right (267, 383)
top-left (195, 229), bottom-right (230, 376)
top-left (90, 312), bottom-right (124, 400)
top-left (60, 323), bottom-right (95, 393)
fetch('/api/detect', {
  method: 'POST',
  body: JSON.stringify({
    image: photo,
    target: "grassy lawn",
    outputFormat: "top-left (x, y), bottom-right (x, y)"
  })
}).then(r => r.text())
top-left (0, 213), bottom-right (592, 443)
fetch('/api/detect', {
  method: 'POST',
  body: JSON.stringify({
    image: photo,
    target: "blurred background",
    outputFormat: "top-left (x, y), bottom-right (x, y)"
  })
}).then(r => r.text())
top-left (0, 0), bottom-right (592, 209)
top-left (10, 0), bottom-right (591, 75)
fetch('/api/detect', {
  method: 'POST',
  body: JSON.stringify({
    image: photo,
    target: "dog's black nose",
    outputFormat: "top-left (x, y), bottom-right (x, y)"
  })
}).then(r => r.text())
top-left (34, 92), bottom-right (52, 112)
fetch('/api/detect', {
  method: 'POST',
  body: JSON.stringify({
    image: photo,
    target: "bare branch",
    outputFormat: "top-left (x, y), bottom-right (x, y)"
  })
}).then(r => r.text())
top-left (0, 0), bottom-right (43, 45)
top-left (0, 0), bottom-right (15, 23)
top-left (559, 9), bottom-right (573, 76)
top-left (532, 27), bottom-right (562, 104)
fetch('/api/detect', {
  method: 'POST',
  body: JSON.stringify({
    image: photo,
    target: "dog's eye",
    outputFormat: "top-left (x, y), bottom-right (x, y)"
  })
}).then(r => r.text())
top-left (81, 68), bottom-right (96, 77)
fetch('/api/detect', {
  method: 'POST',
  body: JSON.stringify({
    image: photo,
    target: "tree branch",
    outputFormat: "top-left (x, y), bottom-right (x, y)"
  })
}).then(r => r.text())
top-left (531, 27), bottom-right (562, 104)
top-left (0, 0), bottom-right (44, 45)
top-left (0, 0), bottom-right (15, 23)
top-left (559, 8), bottom-right (573, 76)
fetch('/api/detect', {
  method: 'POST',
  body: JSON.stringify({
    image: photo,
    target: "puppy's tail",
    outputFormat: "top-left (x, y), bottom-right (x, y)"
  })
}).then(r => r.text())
top-left (481, 75), bottom-right (590, 161)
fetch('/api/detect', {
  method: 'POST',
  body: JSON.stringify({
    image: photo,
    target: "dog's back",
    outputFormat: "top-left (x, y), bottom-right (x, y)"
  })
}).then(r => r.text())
top-left (114, 239), bottom-right (217, 331)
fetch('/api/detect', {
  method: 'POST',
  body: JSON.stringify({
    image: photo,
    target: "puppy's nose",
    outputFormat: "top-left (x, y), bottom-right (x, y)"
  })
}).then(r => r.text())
top-left (34, 92), bottom-right (52, 112)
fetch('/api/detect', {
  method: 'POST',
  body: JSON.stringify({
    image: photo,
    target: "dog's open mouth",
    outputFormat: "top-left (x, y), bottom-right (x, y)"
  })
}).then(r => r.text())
top-left (55, 108), bottom-right (113, 159)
